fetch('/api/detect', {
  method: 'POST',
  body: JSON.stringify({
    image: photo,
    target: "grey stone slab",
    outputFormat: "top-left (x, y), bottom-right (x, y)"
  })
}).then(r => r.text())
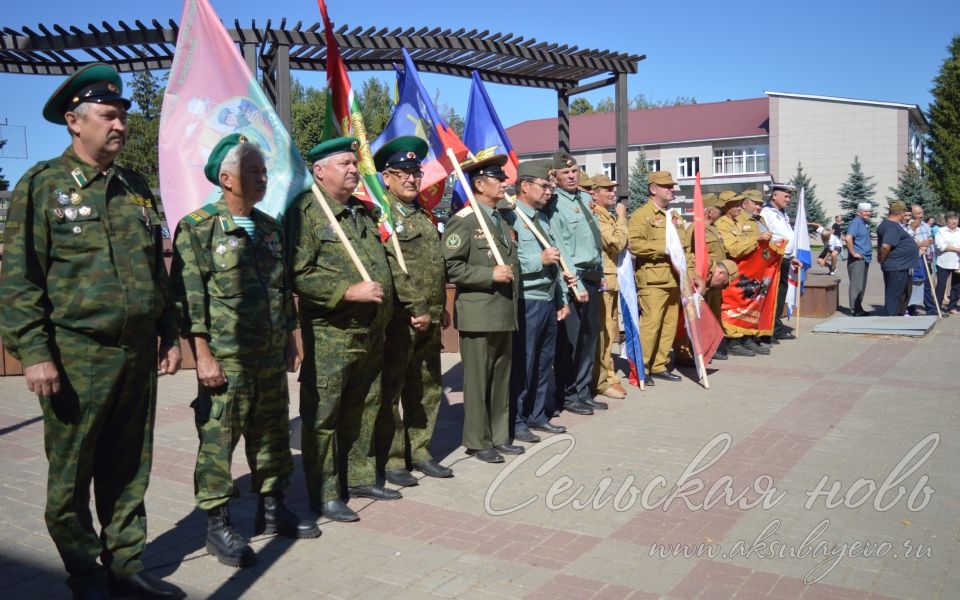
top-left (813, 315), bottom-right (938, 336)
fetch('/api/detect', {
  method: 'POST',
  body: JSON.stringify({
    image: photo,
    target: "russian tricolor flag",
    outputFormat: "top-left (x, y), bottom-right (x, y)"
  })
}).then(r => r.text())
top-left (617, 250), bottom-right (645, 386)
top-left (785, 187), bottom-right (812, 318)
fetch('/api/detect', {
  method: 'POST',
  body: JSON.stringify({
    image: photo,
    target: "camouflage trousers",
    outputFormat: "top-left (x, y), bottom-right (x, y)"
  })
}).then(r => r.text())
top-left (300, 324), bottom-right (383, 504)
top-left (191, 364), bottom-right (294, 511)
top-left (39, 327), bottom-right (157, 591)
top-left (376, 317), bottom-right (443, 471)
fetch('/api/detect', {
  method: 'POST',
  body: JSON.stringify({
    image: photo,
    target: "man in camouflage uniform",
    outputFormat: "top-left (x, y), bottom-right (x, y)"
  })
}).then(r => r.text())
top-left (372, 136), bottom-right (453, 487)
top-left (285, 137), bottom-right (398, 523)
top-left (171, 134), bottom-right (320, 568)
top-left (0, 64), bottom-right (185, 599)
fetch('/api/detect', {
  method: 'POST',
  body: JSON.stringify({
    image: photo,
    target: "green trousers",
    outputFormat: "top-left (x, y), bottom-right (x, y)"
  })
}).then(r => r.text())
top-left (192, 365), bottom-right (294, 510)
top-left (376, 318), bottom-right (443, 471)
top-left (39, 328), bottom-right (156, 591)
top-left (459, 331), bottom-right (511, 451)
top-left (300, 324), bottom-right (383, 504)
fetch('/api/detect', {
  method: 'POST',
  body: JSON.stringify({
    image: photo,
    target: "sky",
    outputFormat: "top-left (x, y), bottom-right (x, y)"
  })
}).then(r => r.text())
top-left (1, 0), bottom-right (958, 184)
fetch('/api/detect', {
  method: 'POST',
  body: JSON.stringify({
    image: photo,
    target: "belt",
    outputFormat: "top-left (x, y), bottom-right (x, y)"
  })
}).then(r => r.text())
top-left (576, 268), bottom-right (603, 283)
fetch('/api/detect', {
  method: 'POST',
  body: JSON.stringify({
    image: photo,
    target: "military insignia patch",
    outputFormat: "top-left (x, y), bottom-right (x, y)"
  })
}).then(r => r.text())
top-left (129, 194), bottom-right (152, 208)
top-left (65, 207), bottom-right (78, 220)
top-left (445, 234), bottom-right (462, 249)
top-left (54, 208), bottom-right (64, 220)
top-left (395, 224), bottom-right (404, 234)
top-left (78, 206), bottom-right (92, 217)
top-left (55, 189), bottom-right (70, 206)
top-left (70, 168), bottom-right (88, 188)
top-left (216, 244), bottom-right (227, 255)
top-left (72, 225), bottom-right (82, 234)
top-left (70, 192), bottom-right (82, 205)
top-left (228, 238), bottom-right (239, 248)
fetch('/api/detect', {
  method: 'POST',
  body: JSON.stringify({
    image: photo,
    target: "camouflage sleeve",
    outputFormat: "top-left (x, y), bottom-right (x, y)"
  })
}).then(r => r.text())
top-left (146, 191), bottom-right (180, 348)
top-left (171, 221), bottom-right (210, 338)
top-left (284, 198), bottom-right (350, 309)
top-left (278, 228), bottom-right (298, 332)
top-left (0, 166), bottom-right (53, 366)
top-left (384, 234), bottom-right (429, 317)
top-left (441, 214), bottom-right (494, 290)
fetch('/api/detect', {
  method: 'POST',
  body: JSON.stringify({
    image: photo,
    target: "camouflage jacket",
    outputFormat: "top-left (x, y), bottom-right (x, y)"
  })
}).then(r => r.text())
top-left (383, 192), bottom-right (446, 323)
top-left (171, 198), bottom-right (296, 369)
top-left (0, 146), bottom-right (178, 366)
top-left (284, 186), bottom-right (393, 332)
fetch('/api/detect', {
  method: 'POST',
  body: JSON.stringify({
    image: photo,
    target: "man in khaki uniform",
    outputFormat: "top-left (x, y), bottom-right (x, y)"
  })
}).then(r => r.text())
top-left (627, 170), bottom-right (696, 382)
top-left (700, 192), bottom-right (729, 360)
top-left (588, 174), bottom-right (629, 398)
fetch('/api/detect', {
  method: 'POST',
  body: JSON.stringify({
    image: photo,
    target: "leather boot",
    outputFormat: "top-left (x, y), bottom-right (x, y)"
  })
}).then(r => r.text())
top-left (206, 505), bottom-right (256, 568)
top-left (255, 493), bottom-right (321, 539)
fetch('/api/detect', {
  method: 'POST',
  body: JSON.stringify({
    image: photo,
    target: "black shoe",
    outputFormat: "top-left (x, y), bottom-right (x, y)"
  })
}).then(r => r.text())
top-left (774, 331), bottom-right (795, 340)
top-left (385, 468), bottom-right (420, 487)
top-left (643, 373), bottom-right (655, 386)
top-left (494, 443), bottom-right (525, 455)
top-left (74, 585), bottom-right (112, 600)
top-left (108, 572), bottom-right (186, 600)
top-left (205, 506), bottom-right (256, 568)
top-left (315, 499), bottom-right (359, 522)
top-left (563, 401), bottom-right (594, 415)
top-left (529, 422), bottom-right (567, 434)
top-left (711, 352), bottom-right (728, 361)
top-left (727, 342), bottom-right (756, 357)
top-left (742, 339), bottom-right (770, 355)
top-left (348, 485), bottom-right (402, 501)
top-left (582, 398), bottom-right (609, 410)
top-left (413, 460), bottom-right (453, 478)
top-left (651, 370), bottom-right (682, 382)
top-left (255, 494), bottom-right (321, 539)
top-left (514, 429), bottom-right (541, 443)
top-left (468, 448), bottom-right (504, 463)
top-left (761, 335), bottom-right (779, 345)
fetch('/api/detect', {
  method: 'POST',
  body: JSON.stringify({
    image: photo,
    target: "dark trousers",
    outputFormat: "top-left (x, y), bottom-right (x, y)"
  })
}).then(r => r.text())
top-left (935, 266), bottom-right (960, 311)
top-left (554, 279), bottom-right (600, 406)
top-left (921, 259), bottom-right (937, 312)
top-left (882, 269), bottom-right (911, 316)
top-left (847, 258), bottom-right (870, 314)
top-left (774, 257), bottom-right (790, 334)
top-left (511, 298), bottom-right (557, 432)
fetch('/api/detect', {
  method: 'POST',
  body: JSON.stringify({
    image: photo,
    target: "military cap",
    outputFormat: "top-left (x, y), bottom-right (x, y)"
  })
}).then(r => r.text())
top-left (770, 182), bottom-right (796, 193)
top-left (702, 193), bottom-right (723, 209)
top-left (717, 259), bottom-right (739, 280)
top-left (648, 170), bottom-right (678, 187)
top-left (516, 159), bottom-right (552, 180)
top-left (889, 201), bottom-right (907, 212)
top-left (43, 63), bottom-right (131, 125)
top-left (579, 172), bottom-right (595, 189)
top-left (550, 151), bottom-right (578, 170)
top-left (373, 135), bottom-right (428, 172)
top-left (306, 136), bottom-right (359, 164)
top-left (719, 190), bottom-right (740, 206)
top-left (590, 173), bottom-right (617, 189)
top-left (461, 154), bottom-right (509, 180)
top-left (204, 133), bottom-right (254, 185)
top-left (741, 189), bottom-right (764, 204)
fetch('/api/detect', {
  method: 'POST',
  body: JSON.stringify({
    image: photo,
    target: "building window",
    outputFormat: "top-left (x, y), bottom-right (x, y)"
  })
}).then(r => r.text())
top-left (646, 159), bottom-right (660, 171)
top-left (677, 157), bottom-right (700, 178)
top-left (602, 162), bottom-right (616, 181)
top-left (713, 147), bottom-right (768, 174)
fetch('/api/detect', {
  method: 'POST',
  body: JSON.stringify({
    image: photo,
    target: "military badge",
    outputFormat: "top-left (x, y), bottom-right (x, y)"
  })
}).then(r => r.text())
top-left (65, 207), bottom-right (78, 220)
top-left (55, 189), bottom-right (71, 206)
top-left (78, 206), bottom-right (92, 217)
top-left (445, 234), bottom-right (462, 249)
top-left (72, 225), bottom-right (82, 234)
top-left (406, 151), bottom-right (417, 159)
top-left (574, 206), bottom-right (581, 213)
top-left (54, 208), bottom-right (64, 220)
top-left (70, 168), bottom-right (88, 188)
top-left (228, 238), bottom-right (239, 248)
top-left (486, 250), bottom-right (493, 259)
top-left (744, 225), bottom-right (752, 231)
top-left (395, 224), bottom-right (404, 234)
top-left (107, 83), bottom-right (119, 93)
top-left (216, 244), bottom-right (227, 255)
top-left (70, 192), bottom-right (82, 205)
top-left (129, 194), bottom-right (152, 208)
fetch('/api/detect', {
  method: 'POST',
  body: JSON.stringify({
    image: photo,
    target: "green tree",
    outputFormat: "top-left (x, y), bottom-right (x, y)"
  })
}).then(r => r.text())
top-left (787, 162), bottom-right (826, 230)
top-left (928, 35), bottom-right (960, 210)
top-left (357, 78), bottom-right (393, 139)
top-left (290, 78), bottom-right (327, 160)
top-left (629, 93), bottom-right (697, 110)
top-left (594, 97), bottom-right (615, 113)
top-left (627, 148), bottom-right (650, 215)
top-left (889, 156), bottom-right (943, 217)
top-left (838, 156), bottom-right (877, 229)
top-left (0, 138), bottom-right (8, 192)
top-left (570, 97), bottom-right (593, 115)
top-left (118, 71), bottom-right (165, 187)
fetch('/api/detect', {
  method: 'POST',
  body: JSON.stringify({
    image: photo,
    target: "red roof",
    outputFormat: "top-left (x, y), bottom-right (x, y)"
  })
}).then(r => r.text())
top-left (506, 97), bottom-right (770, 154)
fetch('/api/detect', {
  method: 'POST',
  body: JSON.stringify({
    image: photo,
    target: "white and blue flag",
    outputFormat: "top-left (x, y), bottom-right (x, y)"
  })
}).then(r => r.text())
top-left (785, 187), bottom-right (812, 318)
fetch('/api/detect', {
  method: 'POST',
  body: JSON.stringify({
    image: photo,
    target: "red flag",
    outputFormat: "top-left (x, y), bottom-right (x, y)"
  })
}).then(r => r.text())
top-left (721, 240), bottom-right (785, 336)
top-left (693, 172), bottom-right (709, 280)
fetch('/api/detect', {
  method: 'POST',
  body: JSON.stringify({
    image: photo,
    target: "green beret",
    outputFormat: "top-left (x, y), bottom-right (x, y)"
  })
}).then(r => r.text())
top-left (43, 63), bottom-right (131, 125)
top-left (550, 151), bottom-right (577, 170)
top-left (516, 159), bottom-right (552, 181)
top-left (373, 135), bottom-right (428, 172)
top-left (204, 133), bottom-right (249, 185)
top-left (307, 137), bottom-right (359, 164)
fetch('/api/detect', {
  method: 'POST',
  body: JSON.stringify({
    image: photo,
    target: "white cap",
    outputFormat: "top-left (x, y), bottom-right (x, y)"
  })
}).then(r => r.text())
top-left (857, 202), bottom-right (873, 211)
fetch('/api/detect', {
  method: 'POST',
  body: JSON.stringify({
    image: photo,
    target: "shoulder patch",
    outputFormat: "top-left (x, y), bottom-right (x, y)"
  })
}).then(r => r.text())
top-left (445, 233), bottom-right (463, 249)
top-left (455, 205), bottom-right (475, 219)
top-left (182, 203), bottom-right (218, 226)
top-left (23, 161), bottom-right (50, 181)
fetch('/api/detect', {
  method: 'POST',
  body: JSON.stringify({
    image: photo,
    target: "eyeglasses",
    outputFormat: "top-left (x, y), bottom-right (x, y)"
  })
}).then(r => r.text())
top-left (531, 180), bottom-right (555, 193)
top-left (385, 169), bottom-right (424, 181)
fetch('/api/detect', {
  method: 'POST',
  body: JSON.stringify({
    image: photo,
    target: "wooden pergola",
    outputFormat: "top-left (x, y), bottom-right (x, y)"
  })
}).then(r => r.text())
top-left (0, 19), bottom-right (644, 197)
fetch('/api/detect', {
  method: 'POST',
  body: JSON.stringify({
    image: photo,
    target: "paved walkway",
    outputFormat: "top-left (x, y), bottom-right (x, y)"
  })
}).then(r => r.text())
top-left (1, 265), bottom-right (957, 599)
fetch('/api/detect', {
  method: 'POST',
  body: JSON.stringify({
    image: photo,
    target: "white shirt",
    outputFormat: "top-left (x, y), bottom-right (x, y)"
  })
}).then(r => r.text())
top-left (760, 204), bottom-right (794, 256)
top-left (935, 226), bottom-right (960, 270)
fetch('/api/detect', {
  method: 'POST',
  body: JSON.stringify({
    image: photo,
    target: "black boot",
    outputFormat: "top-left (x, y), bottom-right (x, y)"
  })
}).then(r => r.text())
top-left (255, 493), bottom-right (321, 539)
top-left (206, 505), bottom-right (256, 568)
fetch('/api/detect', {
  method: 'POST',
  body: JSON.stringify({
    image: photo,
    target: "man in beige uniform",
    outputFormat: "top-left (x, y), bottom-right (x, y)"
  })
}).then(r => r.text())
top-left (588, 174), bottom-right (629, 398)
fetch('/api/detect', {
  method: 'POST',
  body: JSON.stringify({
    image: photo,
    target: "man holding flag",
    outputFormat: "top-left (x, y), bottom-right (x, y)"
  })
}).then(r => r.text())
top-left (761, 183), bottom-right (801, 341)
top-left (784, 188), bottom-right (813, 319)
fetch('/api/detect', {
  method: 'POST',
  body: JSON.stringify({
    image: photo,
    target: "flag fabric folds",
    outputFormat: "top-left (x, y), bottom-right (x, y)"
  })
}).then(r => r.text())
top-left (369, 49), bottom-right (470, 211)
top-left (721, 240), bottom-right (785, 336)
top-left (785, 187), bottom-right (812, 318)
top-left (692, 173), bottom-right (709, 280)
top-left (317, 0), bottom-right (395, 239)
top-left (159, 0), bottom-right (309, 230)
top-left (616, 250), bottom-right (645, 386)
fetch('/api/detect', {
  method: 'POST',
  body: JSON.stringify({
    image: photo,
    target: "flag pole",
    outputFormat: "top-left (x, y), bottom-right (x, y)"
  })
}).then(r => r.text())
top-left (923, 254), bottom-right (943, 319)
top-left (696, 353), bottom-right (709, 389)
top-left (310, 184), bottom-right (372, 282)
top-left (389, 230), bottom-right (407, 272)
top-left (446, 148), bottom-right (505, 266)
top-left (506, 192), bottom-right (580, 300)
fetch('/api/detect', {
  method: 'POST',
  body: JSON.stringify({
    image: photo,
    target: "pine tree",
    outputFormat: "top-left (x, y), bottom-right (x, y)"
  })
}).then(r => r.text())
top-left (119, 71), bottom-right (166, 187)
top-left (889, 156), bottom-right (943, 217)
top-left (787, 162), bottom-right (826, 230)
top-left (627, 149), bottom-right (650, 215)
top-left (570, 98), bottom-right (593, 115)
top-left (928, 35), bottom-right (960, 209)
top-left (838, 156), bottom-right (877, 229)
